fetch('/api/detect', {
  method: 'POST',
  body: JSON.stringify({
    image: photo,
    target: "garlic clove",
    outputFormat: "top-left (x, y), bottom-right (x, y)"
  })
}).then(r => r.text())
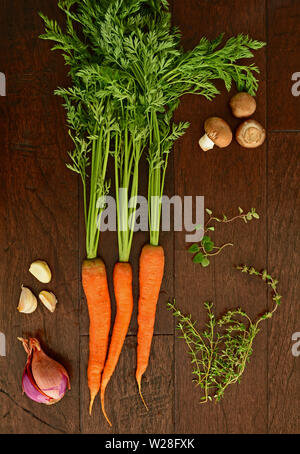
top-left (39, 291), bottom-right (57, 313)
top-left (29, 260), bottom-right (52, 283)
top-left (18, 286), bottom-right (38, 314)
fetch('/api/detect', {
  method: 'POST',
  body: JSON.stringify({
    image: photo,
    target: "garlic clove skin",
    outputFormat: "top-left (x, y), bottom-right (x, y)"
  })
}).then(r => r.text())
top-left (18, 338), bottom-right (70, 405)
top-left (18, 286), bottom-right (38, 314)
top-left (39, 291), bottom-right (57, 313)
top-left (29, 260), bottom-right (52, 283)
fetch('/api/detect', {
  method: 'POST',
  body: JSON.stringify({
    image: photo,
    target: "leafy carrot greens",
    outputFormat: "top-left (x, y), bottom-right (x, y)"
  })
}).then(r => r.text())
top-left (40, 0), bottom-right (265, 250)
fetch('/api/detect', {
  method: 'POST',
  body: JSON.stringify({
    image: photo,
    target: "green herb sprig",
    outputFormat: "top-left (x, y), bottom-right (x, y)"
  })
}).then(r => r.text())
top-left (168, 266), bottom-right (281, 403)
top-left (188, 207), bottom-right (260, 267)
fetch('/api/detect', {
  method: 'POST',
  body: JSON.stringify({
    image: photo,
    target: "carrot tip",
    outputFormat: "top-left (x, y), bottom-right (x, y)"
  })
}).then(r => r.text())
top-left (101, 391), bottom-right (112, 427)
top-left (137, 379), bottom-right (149, 412)
top-left (89, 395), bottom-right (96, 416)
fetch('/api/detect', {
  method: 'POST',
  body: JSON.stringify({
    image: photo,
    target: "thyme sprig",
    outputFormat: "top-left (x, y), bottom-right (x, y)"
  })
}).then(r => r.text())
top-left (168, 266), bottom-right (281, 402)
top-left (188, 207), bottom-right (260, 267)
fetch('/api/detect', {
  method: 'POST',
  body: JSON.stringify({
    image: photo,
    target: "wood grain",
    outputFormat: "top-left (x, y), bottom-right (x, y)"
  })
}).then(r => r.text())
top-left (80, 335), bottom-right (174, 434)
top-left (0, 0), bottom-right (299, 434)
top-left (267, 132), bottom-right (300, 433)
top-left (267, 0), bottom-right (300, 130)
top-left (173, 0), bottom-right (268, 434)
top-left (0, 0), bottom-right (80, 434)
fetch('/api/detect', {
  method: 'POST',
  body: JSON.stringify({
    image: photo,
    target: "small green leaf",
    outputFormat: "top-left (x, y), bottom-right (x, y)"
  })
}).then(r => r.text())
top-left (238, 207), bottom-right (244, 214)
top-left (273, 295), bottom-right (282, 305)
top-left (193, 252), bottom-right (204, 264)
top-left (207, 226), bottom-right (215, 231)
top-left (246, 212), bottom-right (252, 220)
top-left (206, 208), bottom-right (212, 216)
top-left (252, 213), bottom-right (260, 219)
top-left (201, 257), bottom-right (210, 267)
top-left (204, 241), bottom-right (214, 252)
top-left (202, 235), bottom-right (211, 244)
top-left (188, 244), bottom-right (200, 254)
top-left (195, 224), bottom-right (203, 231)
top-left (261, 312), bottom-right (273, 319)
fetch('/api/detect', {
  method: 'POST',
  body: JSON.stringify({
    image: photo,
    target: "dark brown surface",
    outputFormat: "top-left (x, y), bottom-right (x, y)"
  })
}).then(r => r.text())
top-left (0, 0), bottom-right (299, 434)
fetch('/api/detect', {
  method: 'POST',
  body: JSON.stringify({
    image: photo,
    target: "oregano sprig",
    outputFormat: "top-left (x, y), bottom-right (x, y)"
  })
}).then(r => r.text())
top-left (188, 207), bottom-right (260, 267)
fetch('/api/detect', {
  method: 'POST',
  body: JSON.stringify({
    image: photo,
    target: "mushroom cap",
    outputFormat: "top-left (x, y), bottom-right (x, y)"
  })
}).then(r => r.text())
top-left (229, 92), bottom-right (256, 118)
top-left (236, 119), bottom-right (266, 148)
top-left (204, 117), bottom-right (232, 148)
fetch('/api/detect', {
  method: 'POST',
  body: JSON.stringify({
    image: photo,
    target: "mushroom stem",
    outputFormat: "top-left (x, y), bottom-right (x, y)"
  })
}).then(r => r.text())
top-left (199, 133), bottom-right (215, 152)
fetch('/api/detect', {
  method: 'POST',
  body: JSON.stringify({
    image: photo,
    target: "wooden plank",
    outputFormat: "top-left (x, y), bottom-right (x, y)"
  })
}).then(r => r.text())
top-left (0, 1), bottom-right (80, 434)
top-left (0, 0), bottom-right (69, 97)
top-left (173, 0), bottom-right (268, 433)
top-left (267, 0), bottom-right (300, 130)
top-left (80, 335), bottom-right (174, 434)
top-left (1, 0), bottom-right (299, 436)
top-left (267, 132), bottom-right (300, 433)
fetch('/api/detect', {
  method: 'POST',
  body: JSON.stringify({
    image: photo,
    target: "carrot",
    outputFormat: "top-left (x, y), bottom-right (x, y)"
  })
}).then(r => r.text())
top-left (136, 244), bottom-right (165, 407)
top-left (82, 258), bottom-right (111, 415)
top-left (98, 104), bottom-right (145, 426)
top-left (100, 262), bottom-right (133, 426)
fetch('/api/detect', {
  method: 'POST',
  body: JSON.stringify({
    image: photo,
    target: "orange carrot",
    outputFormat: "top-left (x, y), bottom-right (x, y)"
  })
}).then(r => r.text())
top-left (82, 258), bottom-right (111, 415)
top-left (100, 262), bottom-right (133, 426)
top-left (136, 244), bottom-right (165, 407)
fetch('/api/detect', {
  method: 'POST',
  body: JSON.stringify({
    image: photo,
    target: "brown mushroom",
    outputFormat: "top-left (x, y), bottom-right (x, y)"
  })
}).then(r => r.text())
top-left (229, 92), bottom-right (256, 118)
top-left (199, 117), bottom-right (232, 151)
top-left (236, 120), bottom-right (266, 148)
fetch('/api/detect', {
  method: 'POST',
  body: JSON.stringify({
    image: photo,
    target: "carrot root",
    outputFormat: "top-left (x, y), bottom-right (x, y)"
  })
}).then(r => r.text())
top-left (100, 262), bottom-right (133, 426)
top-left (82, 258), bottom-right (111, 415)
top-left (137, 377), bottom-right (149, 411)
top-left (100, 386), bottom-right (112, 426)
top-left (136, 245), bottom-right (165, 406)
top-left (89, 394), bottom-right (96, 416)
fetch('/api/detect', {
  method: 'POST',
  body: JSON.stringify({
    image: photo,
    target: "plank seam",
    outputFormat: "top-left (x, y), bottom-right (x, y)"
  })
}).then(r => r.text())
top-left (266, 0), bottom-right (270, 435)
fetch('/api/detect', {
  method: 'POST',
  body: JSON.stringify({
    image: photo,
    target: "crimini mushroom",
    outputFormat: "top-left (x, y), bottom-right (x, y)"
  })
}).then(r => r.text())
top-left (236, 119), bottom-right (266, 148)
top-left (199, 117), bottom-right (232, 151)
top-left (229, 92), bottom-right (256, 118)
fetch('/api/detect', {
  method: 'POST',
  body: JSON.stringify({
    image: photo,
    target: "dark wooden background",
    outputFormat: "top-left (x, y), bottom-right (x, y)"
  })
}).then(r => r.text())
top-left (0, 0), bottom-right (299, 434)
